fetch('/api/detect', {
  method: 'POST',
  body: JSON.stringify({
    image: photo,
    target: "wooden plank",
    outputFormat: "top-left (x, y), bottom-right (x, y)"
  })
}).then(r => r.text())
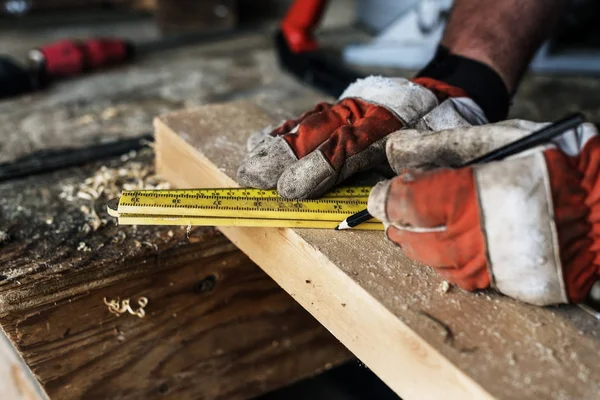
top-left (155, 100), bottom-right (600, 400)
top-left (0, 153), bottom-right (350, 400)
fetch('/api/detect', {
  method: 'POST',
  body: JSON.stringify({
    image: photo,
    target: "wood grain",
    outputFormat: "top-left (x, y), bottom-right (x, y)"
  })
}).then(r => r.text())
top-left (0, 154), bottom-right (350, 400)
top-left (155, 100), bottom-right (600, 400)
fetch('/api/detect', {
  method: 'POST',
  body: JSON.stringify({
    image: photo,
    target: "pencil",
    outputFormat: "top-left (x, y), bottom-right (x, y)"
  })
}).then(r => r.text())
top-left (336, 112), bottom-right (586, 230)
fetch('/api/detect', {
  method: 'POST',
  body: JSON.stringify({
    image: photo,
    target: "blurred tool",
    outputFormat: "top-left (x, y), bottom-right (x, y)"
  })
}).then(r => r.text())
top-left (275, 0), bottom-right (363, 97)
top-left (0, 37), bottom-right (135, 99)
top-left (27, 37), bottom-right (135, 83)
top-left (0, 28), bottom-right (240, 100)
top-left (0, 55), bottom-right (38, 98)
top-left (0, 134), bottom-right (153, 182)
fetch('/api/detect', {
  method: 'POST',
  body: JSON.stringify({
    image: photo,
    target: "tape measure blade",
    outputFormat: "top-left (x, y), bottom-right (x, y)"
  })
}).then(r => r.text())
top-left (118, 197), bottom-right (368, 221)
top-left (117, 214), bottom-right (384, 231)
top-left (120, 186), bottom-right (372, 200)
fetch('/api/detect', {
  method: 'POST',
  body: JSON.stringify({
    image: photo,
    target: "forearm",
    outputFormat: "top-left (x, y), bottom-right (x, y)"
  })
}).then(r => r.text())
top-left (441, 0), bottom-right (567, 93)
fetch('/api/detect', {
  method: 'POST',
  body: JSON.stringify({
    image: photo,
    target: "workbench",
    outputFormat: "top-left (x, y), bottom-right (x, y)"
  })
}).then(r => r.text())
top-left (2, 8), bottom-right (600, 399)
top-left (0, 18), bottom-right (357, 399)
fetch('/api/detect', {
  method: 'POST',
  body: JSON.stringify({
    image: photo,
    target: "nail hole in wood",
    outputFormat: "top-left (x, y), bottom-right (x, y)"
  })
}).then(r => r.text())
top-left (194, 275), bottom-right (216, 294)
top-left (158, 383), bottom-right (169, 394)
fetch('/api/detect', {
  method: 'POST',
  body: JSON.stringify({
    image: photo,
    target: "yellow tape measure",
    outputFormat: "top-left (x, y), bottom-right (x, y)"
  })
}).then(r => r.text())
top-left (107, 187), bottom-right (383, 230)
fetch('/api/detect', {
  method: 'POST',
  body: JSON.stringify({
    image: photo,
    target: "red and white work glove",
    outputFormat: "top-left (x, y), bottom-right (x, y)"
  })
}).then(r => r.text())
top-left (367, 121), bottom-right (600, 306)
top-left (237, 76), bottom-right (487, 199)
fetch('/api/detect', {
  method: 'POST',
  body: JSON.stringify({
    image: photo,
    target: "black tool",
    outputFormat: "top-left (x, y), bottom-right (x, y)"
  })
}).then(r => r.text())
top-left (0, 134), bottom-right (152, 182)
top-left (337, 112), bottom-right (587, 230)
top-left (0, 28), bottom-right (243, 100)
top-left (274, 30), bottom-right (363, 98)
top-left (0, 56), bottom-right (39, 99)
top-left (462, 112), bottom-right (586, 166)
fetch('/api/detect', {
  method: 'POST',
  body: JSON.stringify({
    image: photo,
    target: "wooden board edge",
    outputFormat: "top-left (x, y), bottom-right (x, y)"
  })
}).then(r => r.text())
top-left (153, 115), bottom-right (496, 400)
top-left (0, 328), bottom-right (47, 400)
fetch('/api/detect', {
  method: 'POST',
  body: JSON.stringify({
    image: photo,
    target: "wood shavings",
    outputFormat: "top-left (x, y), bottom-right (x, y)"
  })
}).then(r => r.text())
top-left (59, 184), bottom-right (76, 201)
top-left (112, 231), bottom-right (126, 244)
top-left (76, 114), bottom-right (95, 125)
top-left (77, 242), bottom-right (91, 252)
top-left (438, 280), bottom-right (451, 294)
top-left (60, 158), bottom-right (170, 232)
top-left (101, 107), bottom-right (119, 120)
top-left (142, 241), bottom-right (158, 250)
top-left (120, 150), bottom-right (137, 162)
top-left (79, 204), bottom-right (103, 232)
top-left (62, 161), bottom-right (170, 205)
top-left (104, 297), bottom-right (148, 318)
top-left (88, 207), bottom-right (102, 232)
top-left (77, 190), bottom-right (95, 200)
top-left (0, 230), bottom-right (9, 244)
top-left (140, 138), bottom-right (155, 149)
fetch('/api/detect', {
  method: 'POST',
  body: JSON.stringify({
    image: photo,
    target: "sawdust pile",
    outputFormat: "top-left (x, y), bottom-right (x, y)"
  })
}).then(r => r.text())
top-left (59, 152), bottom-right (170, 234)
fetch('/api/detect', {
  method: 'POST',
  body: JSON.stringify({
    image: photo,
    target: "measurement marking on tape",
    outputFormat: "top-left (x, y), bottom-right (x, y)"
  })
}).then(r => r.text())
top-left (110, 186), bottom-right (377, 229)
top-left (124, 186), bottom-right (372, 199)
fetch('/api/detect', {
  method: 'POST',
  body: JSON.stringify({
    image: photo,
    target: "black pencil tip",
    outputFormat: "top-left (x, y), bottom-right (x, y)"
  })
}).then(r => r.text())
top-left (334, 226), bottom-right (339, 231)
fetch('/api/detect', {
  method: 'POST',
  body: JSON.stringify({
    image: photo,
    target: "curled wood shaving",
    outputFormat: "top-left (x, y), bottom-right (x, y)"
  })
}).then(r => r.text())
top-left (77, 242), bottom-right (91, 252)
top-left (113, 231), bottom-right (127, 244)
top-left (104, 297), bottom-right (148, 318)
top-left (101, 107), bottom-right (119, 120)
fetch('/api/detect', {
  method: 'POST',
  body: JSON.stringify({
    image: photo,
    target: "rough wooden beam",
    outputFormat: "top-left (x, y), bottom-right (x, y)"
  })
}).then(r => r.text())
top-left (155, 100), bottom-right (600, 400)
top-left (0, 154), bottom-right (350, 400)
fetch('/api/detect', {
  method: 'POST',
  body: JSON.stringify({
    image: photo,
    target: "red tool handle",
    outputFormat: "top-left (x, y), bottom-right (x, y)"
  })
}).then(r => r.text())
top-left (32, 38), bottom-right (132, 79)
top-left (281, 0), bottom-right (328, 53)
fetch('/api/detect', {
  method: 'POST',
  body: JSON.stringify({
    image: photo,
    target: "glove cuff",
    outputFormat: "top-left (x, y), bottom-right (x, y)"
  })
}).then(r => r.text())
top-left (416, 47), bottom-right (510, 123)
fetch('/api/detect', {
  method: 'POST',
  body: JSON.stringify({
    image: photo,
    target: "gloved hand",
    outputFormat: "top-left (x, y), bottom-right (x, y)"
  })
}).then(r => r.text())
top-left (367, 120), bottom-right (600, 306)
top-left (237, 48), bottom-right (510, 199)
top-left (237, 76), bottom-right (487, 199)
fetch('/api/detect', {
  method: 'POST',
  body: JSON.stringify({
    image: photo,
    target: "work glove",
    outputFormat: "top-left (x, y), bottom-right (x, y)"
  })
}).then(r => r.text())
top-left (237, 76), bottom-right (487, 199)
top-left (367, 120), bottom-right (600, 306)
top-left (237, 48), bottom-right (510, 199)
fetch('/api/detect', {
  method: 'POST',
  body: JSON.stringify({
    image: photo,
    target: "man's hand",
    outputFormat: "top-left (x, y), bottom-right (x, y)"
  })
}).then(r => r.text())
top-left (368, 121), bottom-right (600, 306)
top-left (237, 76), bottom-right (486, 199)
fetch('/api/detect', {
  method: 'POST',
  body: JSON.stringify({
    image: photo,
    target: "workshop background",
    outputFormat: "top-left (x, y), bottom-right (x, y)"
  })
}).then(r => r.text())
top-left (1, 0), bottom-right (600, 399)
